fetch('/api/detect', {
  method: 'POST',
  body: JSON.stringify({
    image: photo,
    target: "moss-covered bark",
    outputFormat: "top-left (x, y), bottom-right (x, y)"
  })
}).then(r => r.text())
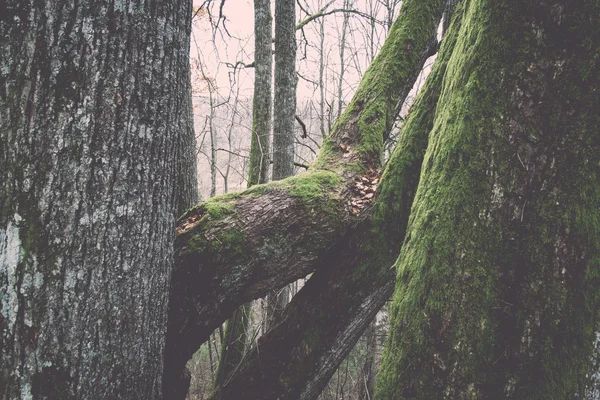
top-left (165, 0), bottom-right (453, 397)
top-left (165, 0), bottom-right (458, 398)
top-left (314, 0), bottom-right (443, 173)
top-left (206, 2), bottom-right (459, 399)
top-left (163, 170), bottom-right (348, 398)
top-left (375, 1), bottom-right (600, 398)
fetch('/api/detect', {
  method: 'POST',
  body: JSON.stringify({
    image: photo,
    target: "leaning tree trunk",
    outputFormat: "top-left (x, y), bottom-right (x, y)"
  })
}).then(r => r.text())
top-left (0, 1), bottom-right (193, 399)
top-left (163, 0), bottom-right (446, 397)
top-left (375, 0), bottom-right (600, 398)
top-left (206, 0), bottom-right (452, 399)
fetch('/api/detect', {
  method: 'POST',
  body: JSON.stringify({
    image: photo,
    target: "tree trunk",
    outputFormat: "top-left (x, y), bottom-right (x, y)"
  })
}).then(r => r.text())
top-left (0, 1), bottom-right (193, 398)
top-left (213, 1), bottom-right (273, 389)
top-left (248, 0), bottom-right (273, 187)
top-left (164, 0), bottom-right (444, 394)
top-left (205, 1), bottom-right (449, 399)
top-left (213, 303), bottom-right (251, 389)
top-left (358, 320), bottom-right (377, 400)
top-left (336, 0), bottom-right (351, 120)
top-left (264, 0), bottom-right (297, 332)
top-left (375, 1), bottom-right (600, 398)
top-left (319, 16), bottom-right (327, 139)
top-left (272, 0), bottom-right (297, 180)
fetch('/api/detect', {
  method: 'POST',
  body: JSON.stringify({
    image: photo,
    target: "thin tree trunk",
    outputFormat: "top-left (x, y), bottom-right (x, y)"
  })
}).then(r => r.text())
top-left (337, 0), bottom-right (351, 120)
top-left (214, 303), bottom-right (251, 388)
top-left (375, 1), bottom-right (600, 398)
top-left (319, 16), bottom-right (327, 139)
top-left (0, 1), bottom-right (194, 398)
top-left (209, 91), bottom-right (218, 198)
top-left (272, 0), bottom-right (297, 180)
top-left (264, 0), bottom-right (297, 331)
top-left (358, 320), bottom-right (377, 400)
top-left (223, 88), bottom-right (240, 195)
top-left (248, 0), bottom-right (273, 187)
top-left (212, 0), bottom-right (272, 393)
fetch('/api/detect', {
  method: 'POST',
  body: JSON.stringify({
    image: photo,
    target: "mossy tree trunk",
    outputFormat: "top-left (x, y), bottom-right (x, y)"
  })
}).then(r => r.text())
top-left (375, 0), bottom-right (600, 398)
top-left (164, 0), bottom-right (448, 397)
top-left (206, 2), bottom-right (457, 398)
top-left (0, 0), bottom-right (194, 398)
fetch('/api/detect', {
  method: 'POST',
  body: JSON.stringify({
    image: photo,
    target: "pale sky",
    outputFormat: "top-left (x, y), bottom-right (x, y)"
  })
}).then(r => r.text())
top-left (190, 0), bottom-right (398, 100)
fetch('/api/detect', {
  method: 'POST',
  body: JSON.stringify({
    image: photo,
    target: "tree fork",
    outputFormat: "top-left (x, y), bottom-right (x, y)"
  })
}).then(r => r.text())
top-left (208, 2), bottom-right (461, 398)
top-left (163, 0), bottom-right (449, 397)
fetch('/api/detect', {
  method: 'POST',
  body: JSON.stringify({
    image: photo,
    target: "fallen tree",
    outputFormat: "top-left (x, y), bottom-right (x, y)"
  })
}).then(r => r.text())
top-left (208, 2), bottom-right (463, 398)
top-left (163, 0), bottom-right (447, 397)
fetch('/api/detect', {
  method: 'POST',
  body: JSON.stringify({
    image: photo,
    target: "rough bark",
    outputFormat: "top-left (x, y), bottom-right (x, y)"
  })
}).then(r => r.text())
top-left (265, 0), bottom-right (297, 331)
top-left (272, 0), bottom-right (297, 180)
top-left (177, 70), bottom-right (200, 216)
top-left (0, 1), bottom-right (193, 398)
top-left (205, 1), bottom-right (451, 399)
top-left (375, 1), bottom-right (600, 398)
top-left (248, 0), bottom-right (273, 187)
top-left (163, 0), bottom-right (447, 396)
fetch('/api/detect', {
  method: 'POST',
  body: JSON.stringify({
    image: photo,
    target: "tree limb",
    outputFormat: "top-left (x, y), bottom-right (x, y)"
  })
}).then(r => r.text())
top-left (163, 0), bottom-right (454, 397)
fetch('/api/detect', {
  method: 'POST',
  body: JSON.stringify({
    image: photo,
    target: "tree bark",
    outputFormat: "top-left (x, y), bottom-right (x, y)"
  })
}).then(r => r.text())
top-left (0, 1), bottom-right (193, 398)
top-left (375, 1), bottom-right (600, 398)
top-left (164, 0), bottom-right (446, 396)
top-left (205, 1), bottom-right (450, 399)
top-left (214, 1), bottom-right (273, 389)
top-left (248, 0), bottom-right (273, 187)
top-left (272, 0), bottom-right (297, 180)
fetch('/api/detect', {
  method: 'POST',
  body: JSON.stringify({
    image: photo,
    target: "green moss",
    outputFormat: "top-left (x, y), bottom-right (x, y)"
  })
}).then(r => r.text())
top-left (286, 170), bottom-right (341, 201)
top-left (203, 200), bottom-right (235, 219)
top-left (375, 0), bottom-right (600, 398)
top-left (186, 227), bottom-right (244, 264)
top-left (245, 170), bottom-right (343, 203)
top-left (314, 0), bottom-right (446, 170)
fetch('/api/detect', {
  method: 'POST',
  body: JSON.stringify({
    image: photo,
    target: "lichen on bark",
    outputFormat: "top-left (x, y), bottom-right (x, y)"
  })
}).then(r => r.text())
top-left (0, 0), bottom-right (195, 398)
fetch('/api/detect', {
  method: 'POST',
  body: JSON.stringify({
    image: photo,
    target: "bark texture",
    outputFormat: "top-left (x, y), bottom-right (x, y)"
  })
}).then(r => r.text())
top-left (375, 1), bottom-right (600, 398)
top-left (207, 0), bottom-right (452, 398)
top-left (165, 0), bottom-right (450, 397)
top-left (214, 0), bottom-right (273, 390)
top-left (272, 0), bottom-right (297, 180)
top-left (248, 0), bottom-right (273, 187)
top-left (0, 1), bottom-right (193, 399)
